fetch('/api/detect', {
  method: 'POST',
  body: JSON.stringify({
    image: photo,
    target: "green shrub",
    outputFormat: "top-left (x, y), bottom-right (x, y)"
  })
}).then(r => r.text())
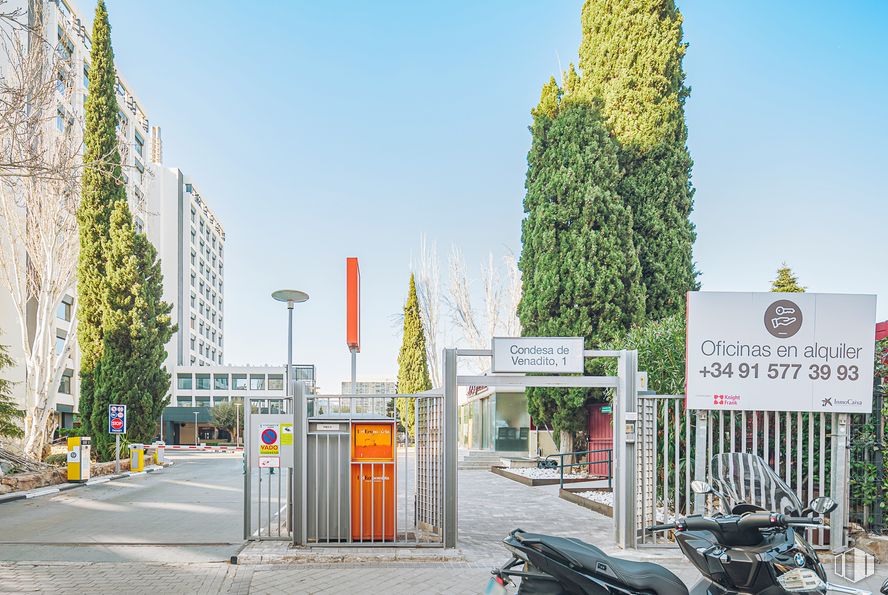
top-left (44, 453), bottom-right (68, 466)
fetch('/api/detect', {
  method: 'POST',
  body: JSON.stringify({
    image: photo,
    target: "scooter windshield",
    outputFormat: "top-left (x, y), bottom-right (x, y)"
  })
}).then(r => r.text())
top-left (710, 453), bottom-right (803, 515)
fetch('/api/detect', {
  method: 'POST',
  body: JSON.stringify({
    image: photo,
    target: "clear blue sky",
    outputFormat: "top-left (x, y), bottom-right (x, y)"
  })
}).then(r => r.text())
top-left (102, 0), bottom-right (887, 391)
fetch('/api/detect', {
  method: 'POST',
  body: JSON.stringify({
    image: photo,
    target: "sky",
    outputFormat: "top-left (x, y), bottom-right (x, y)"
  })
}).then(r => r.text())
top-left (100, 0), bottom-right (888, 392)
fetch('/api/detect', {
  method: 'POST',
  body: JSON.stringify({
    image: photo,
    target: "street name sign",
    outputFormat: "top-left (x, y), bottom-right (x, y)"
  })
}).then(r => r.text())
top-left (108, 404), bottom-right (126, 434)
top-left (686, 292), bottom-right (876, 413)
top-left (491, 337), bottom-right (584, 374)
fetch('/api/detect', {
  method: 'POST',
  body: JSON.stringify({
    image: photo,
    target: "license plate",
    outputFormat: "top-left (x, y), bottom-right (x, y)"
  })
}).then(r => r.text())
top-left (485, 577), bottom-right (508, 595)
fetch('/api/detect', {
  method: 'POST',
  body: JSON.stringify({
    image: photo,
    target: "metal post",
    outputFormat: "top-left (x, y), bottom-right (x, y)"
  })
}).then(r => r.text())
top-left (293, 381), bottom-right (306, 545)
top-left (115, 434), bottom-right (120, 474)
top-left (693, 411), bottom-right (708, 514)
top-left (830, 412), bottom-right (850, 553)
top-left (613, 350), bottom-right (638, 549)
top-left (350, 347), bottom-right (357, 414)
top-left (443, 349), bottom-right (458, 548)
top-left (244, 397), bottom-right (252, 540)
top-left (235, 404), bottom-right (240, 447)
top-left (194, 411), bottom-right (199, 445)
top-left (160, 410), bottom-right (164, 442)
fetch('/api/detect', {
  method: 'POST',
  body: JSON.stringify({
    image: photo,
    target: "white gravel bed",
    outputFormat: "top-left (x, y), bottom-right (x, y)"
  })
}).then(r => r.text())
top-left (575, 490), bottom-right (614, 507)
top-left (505, 468), bottom-right (586, 480)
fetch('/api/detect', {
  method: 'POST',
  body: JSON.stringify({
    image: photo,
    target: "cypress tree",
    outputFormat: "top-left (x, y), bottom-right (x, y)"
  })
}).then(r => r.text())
top-left (579, 0), bottom-right (697, 319)
top-left (77, 0), bottom-right (125, 424)
top-left (771, 263), bottom-right (805, 293)
top-left (0, 334), bottom-right (23, 439)
top-left (90, 202), bottom-right (175, 459)
top-left (396, 274), bottom-right (431, 437)
top-left (518, 89), bottom-right (645, 437)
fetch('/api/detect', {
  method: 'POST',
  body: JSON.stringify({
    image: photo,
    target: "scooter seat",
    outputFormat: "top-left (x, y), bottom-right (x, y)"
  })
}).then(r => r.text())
top-left (526, 533), bottom-right (689, 595)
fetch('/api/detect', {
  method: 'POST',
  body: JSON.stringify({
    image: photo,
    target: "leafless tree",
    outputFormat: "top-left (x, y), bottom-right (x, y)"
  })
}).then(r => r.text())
top-left (0, 5), bottom-right (83, 458)
top-left (447, 248), bottom-right (522, 373)
top-left (415, 234), bottom-right (442, 387)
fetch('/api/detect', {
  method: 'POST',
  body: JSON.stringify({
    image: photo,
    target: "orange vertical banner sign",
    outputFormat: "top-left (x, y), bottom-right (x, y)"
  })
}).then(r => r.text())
top-left (346, 257), bottom-right (360, 352)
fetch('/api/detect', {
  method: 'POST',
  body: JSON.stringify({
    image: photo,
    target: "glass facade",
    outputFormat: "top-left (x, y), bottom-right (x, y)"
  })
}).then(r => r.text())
top-left (459, 390), bottom-right (530, 453)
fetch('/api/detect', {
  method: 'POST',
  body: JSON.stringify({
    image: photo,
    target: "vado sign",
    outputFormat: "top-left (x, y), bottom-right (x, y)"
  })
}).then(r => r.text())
top-left (687, 292), bottom-right (876, 413)
top-left (492, 337), bottom-right (584, 374)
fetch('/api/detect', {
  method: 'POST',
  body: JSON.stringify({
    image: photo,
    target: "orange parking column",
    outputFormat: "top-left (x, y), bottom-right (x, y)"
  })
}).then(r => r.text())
top-left (350, 422), bottom-right (396, 541)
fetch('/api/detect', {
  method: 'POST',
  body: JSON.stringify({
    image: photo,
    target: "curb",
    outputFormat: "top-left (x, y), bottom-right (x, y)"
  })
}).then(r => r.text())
top-left (0, 464), bottom-right (169, 505)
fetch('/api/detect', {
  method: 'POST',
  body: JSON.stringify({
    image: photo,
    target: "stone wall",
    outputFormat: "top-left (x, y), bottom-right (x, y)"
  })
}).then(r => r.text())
top-left (0, 459), bottom-right (132, 495)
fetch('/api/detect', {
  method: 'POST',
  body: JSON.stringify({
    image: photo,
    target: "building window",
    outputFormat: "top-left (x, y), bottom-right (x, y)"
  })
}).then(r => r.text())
top-left (190, 356), bottom-right (196, 364)
top-left (195, 396), bottom-right (210, 408)
top-left (232, 374), bottom-right (247, 390)
top-left (191, 229), bottom-right (196, 244)
top-left (56, 107), bottom-right (65, 132)
top-left (195, 373), bottom-right (210, 390)
top-left (83, 64), bottom-right (89, 89)
top-left (58, 370), bottom-right (73, 394)
top-left (177, 374), bottom-right (192, 390)
top-left (177, 396), bottom-right (192, 407)
top-left (190, 337), bottom-right (195, 350)
top-left (190, 315), bottom-right (195, 330)
top-left (190, 273), bottom-right (195, 287)
top-left (185, 183), bottom-right (193, 193)
top-left (134, 216), bottom-right (144, 234)
top-left (214, 374), bottom-right (228, 390)
top-left (249, 375), bottom-right (265, 390)
top-left (268, 374), bottom-right (284, 391)
top-left (212, 396), bottom-right (229, 406)
top-left (55, 331), bottom-right (66, 355)
top-left (56, 297), bottom-right (73, 321)
top-left (134, 131), bottom-right (144, 157)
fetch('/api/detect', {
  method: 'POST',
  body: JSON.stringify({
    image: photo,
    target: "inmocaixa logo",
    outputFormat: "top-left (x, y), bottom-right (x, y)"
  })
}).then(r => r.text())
top-left (834, 547), bottom-right (876, 582)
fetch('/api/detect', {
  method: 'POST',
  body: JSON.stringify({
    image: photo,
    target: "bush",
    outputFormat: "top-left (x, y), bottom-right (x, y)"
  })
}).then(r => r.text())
top-left (44, 453), bottom-right (68, 466)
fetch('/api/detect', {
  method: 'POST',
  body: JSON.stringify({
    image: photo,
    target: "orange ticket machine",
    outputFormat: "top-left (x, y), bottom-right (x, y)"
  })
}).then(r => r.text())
top-left (350, 421), bottom-right (396, 541)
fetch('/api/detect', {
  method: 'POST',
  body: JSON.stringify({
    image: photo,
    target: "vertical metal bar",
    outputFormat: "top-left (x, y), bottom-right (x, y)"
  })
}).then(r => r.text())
top-left (325, 433), bottom-right (330, 543)
top-left (693, 410), bottom-right (708, 515)
top-left (741, 411), bottom-right (747, 453)
top-left (443, 349), bottom-right (458, 548)
top-left (278, 459), bottom-right (282, 536)
top-left (730, 411), bottom-right (736, 453)
top-left (258, 465), bottom-right (262, 537)
top-left (293, 382), bottom-right (306, 546)
top-left (752, 412), bottom-right (759, 458)
top-left (831, 413), bottom-right (850, 553)
top-left (382, 461), bottom-right (386, 543)
top-left (414, 397), bottom-right (419, 545)
top-left (785, 412), bottom-right (791, 486)
top-left (685, 405), bottom-right (690, 516)
top-left (359, 462), bottom-right (364, 544)
top-left (337, 432), bottom-right (341, 541)
top-left (315, 428), bottom-right (319, 542)
top-left (775, 413), bottom-right (781, 475)
top-left (807, 413), bottom-right (814, 505)
top-left (371, 462), bottom-right (376, 543)
top-left (244, 398), bottom-right (252, 540)
top-left (707, 412), bottom-right (713, 513)
top-left (796, 412), bottom-right (803, 501)
top-left (662, 400), bottom-right (668, 528)
top-left (819, 413), bottom-right (826, 545)
top-left (673, 400), bottom-right (680, 519)
top-left (652, 395), bottom-right (659, 533)
top-left (267, 467), bottom-right (271, 537)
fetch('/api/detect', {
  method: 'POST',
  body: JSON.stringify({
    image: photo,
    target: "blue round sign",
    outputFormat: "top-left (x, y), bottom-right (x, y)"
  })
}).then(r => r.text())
top-left (261, 429), bottom-right (277, 445)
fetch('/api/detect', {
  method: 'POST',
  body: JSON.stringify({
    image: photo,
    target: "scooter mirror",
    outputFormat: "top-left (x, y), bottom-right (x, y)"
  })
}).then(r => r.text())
top-left (810, 496), bottom-right (838, 515)
top-left (691, 480), bottom-right (712, 494)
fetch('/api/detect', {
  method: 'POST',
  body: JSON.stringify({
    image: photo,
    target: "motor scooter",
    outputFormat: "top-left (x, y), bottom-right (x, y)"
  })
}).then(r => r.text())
top-left (486, 453), bottom-right (875, 595)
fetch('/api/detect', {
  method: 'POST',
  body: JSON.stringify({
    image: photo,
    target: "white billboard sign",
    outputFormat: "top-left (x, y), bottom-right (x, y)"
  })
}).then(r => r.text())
top-left (686, 292), bottom-right (876, 413)
top-left (491, 337), bottom-right (584, 374)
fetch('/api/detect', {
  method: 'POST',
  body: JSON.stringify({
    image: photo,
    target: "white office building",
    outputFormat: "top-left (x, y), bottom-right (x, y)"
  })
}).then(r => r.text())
top-left (146, 168), bottom-right (225, 370)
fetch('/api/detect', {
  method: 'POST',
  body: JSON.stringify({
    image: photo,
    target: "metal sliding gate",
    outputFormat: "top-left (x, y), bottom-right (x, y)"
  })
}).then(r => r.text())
top-left (632, 393), bottom-right (850, 551)
top-left (243, 396), bottom-right (293, 541)
top-left (294, 390), bottom-right (446, 547)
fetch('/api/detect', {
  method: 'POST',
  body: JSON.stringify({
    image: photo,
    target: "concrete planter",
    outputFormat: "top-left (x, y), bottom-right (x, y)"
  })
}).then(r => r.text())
top-left (491, 466), bottom-right (593, 487)
top-left (559, 487), bottom-right (613, 518)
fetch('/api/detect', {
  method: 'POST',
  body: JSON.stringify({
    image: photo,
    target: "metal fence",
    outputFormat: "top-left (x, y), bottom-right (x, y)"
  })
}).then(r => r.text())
top-left (636, 393), bottom-right (846, 550)
top-left (298, 392), bottom-right (446, 547)
top-left (243, 400), bottom-right (293, 541)
top-left (545, 448), bottom-right (613, 490)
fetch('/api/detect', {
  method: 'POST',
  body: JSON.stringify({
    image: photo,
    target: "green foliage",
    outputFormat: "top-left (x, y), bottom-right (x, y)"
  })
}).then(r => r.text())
top-left (211, 401), bottom-right (244, 438)
top-left (89, 202), bottom-right (175, 460)
top-left (396, 275), bottom-right (431, 436)
top-left (579, 0), bottom-right (697, 320)
top-left (77, 0), bottom-right (126, 424)
top-left (770, 263), bottom-right (805, 293)
top-left (609, 314), bottom-right (686, 396)
top-left (0, 335), bottom-right (23, 439)
top-left (519, 98), bottom-right (644, 435)
top-left (44, 453), bottom-right (68, 466)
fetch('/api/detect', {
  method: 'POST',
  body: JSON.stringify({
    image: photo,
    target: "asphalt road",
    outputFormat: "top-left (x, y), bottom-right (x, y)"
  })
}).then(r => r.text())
top-left (0, 452), bottom-right (244, 563)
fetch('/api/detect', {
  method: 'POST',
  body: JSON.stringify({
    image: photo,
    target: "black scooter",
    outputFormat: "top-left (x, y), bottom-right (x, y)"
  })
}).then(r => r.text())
top-left (487, 453), bottom-right (877, 595)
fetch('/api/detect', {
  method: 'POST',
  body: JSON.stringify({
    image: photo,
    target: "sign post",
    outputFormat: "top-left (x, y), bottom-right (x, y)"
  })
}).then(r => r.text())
top-left (108, 404), bottom-right (127, 473)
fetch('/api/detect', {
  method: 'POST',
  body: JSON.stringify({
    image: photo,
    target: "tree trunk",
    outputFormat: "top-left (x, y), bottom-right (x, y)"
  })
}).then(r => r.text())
top-left (560, 430), bottom-right (574, 467)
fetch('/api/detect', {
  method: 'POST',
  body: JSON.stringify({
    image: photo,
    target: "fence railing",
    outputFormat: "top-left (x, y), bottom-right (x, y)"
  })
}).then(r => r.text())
top-left (545, 448), bottom-right (613, 490)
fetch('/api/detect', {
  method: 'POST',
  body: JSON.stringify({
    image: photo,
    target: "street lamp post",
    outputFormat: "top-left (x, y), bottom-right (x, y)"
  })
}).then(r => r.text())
top-left (194, 411), bottom-right (199, 446)
top-left (271, 290), bottom-right (310, 402)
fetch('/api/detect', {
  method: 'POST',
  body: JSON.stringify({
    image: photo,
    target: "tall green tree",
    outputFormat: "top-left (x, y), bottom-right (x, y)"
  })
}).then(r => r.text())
top-left (579, 0), bottom-right (697, 319)
top-left (0, 334), bottom-right (23, 439)
top-left (396, 274), bottom-right (431, 437)
top-left (771, 263), bottom-right (805, 293)
top-left (519, 90), bottom-right (645, 439)
top-left (77, 0), bottom-right (125, 425)
top-left (90, 202), bottom-right (174, 459)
